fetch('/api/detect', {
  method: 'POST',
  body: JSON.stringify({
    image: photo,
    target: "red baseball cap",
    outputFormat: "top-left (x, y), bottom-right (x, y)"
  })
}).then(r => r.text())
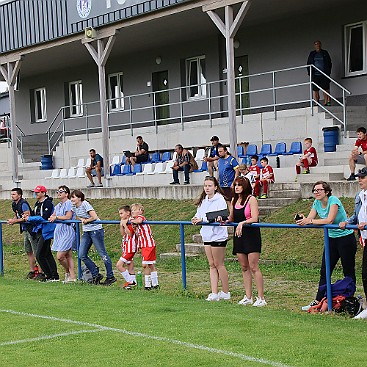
top-left (33, 185), bottom-right (47, 193)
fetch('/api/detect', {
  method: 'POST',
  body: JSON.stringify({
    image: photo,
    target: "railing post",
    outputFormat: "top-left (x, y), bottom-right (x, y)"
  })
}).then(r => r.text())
top-left (0, 223), bottom-right (3, 276)
top-left (323, 228), bottom-right (332, 311)
top-left (272, 71), bottom-right (277, 120)
top-left (179, 223), bottom-right (187, 290)
top-left (153, 91), bottom-right (158, 133)
top-left (76, 222), bottom-right (82, 280)
top-left (129, 96), bottom-right (133, 136)
top-left (238, 75), bottom-right (243, 124)
top-left (208, 83), bottom-right (212, 128)
top-left (180, 86), bottom-right (184, 130)
top-left (85, 104), bottom-right (89, 141)
top-left (342, 89), bottom-right (347, 137)
top-left (309, 67), bottom-right (314, 115)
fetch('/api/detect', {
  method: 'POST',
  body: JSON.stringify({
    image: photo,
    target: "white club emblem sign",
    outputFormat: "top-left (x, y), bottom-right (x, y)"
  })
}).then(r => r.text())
top-left (77, 0), bottom-right (92, 19)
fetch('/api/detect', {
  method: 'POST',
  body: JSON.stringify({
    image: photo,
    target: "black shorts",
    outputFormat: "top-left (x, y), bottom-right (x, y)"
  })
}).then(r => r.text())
top-left (204, 240), bottom-right (227, 248)
top-left (312, 74), bottom-right (330, 92)
top-left (136, 155), bottom-right (149, 163)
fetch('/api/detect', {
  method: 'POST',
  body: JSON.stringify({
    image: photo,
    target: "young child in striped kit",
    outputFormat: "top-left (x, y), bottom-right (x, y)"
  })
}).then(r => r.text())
top-left (130, 203), bottom-right (159, 290)
top-left (116, 205), bottom-right (137, 289)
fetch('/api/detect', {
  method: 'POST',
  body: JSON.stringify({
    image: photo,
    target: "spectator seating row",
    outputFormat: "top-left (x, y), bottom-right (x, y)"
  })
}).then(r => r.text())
top-left (45, 167), bottom-right (86, 179)
top-left (237, 142), bottom-right (302, 159)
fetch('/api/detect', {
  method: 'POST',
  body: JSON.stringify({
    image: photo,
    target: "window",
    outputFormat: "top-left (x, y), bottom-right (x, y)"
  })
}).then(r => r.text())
top-left (344, 21), bottom-right (367, 76)
top-left (69, 81), bottom-right (83, 116)
top-left (108, 72), bottom-right (124, 110)
top-left (186, 56), bottom-right (206, 99)
top-left (34, 88), bottom-right (46, 122)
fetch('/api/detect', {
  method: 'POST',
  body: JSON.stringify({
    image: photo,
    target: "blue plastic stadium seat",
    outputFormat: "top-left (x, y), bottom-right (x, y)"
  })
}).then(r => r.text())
top-left (126, 163), bottom-right (142, 175)
top-left (121, 155), bottom-right (127, 165)
top-left (151, 152), bottom-right (161, 163)
top-left (245, 144), bottom-right (258, 158)
top-left (111, 164), bottom-right (121, 176)
top-left (237, 145), bottom-right (245, 158)
top-left (283, 141), bottom-right (302, 155)
top-left (161, 151), bottom-right (171, 162)
top-left (269, 142), bottom-right (287, 156)
top-left (117, 164), bottom-right (131, 175)
top-left (193, 160), bottom-right (208, 172)
top-left (259, 143), bottom-right (272, 157)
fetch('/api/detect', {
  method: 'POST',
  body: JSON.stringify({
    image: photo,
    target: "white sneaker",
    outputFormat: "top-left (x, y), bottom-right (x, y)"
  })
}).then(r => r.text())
top-left (253, 297), bottom-right (267, 307)
top-left (64, 273), bottom-right (70, 282)
top-left (206, 293), bottom-right (219, 301)
top-left (354, 308), bottom-right (367, 319)
top-left (301, 300), bottom-right (319, 312)
top-left (218, 291), bottom-right (231, 300)
top-left (238, 296), bottom-right (253, 305)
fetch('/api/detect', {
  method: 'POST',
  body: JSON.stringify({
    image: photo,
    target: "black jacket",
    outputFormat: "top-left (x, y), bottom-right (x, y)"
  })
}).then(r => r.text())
top-left (307, 49), bottom-right (332, 76)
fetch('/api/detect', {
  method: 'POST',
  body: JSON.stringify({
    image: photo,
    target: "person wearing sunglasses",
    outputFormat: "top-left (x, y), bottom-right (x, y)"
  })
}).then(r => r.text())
top-left (296, 181), bottom-right (357, 311)
top-left (49, 186), bottom-right (76, 283)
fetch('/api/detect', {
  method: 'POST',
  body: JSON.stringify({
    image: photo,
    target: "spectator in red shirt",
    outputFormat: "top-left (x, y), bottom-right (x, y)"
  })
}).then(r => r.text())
top-left (348, 127), bottom-right (367, 181)
top-left (296, 137), bottom-right (318, 174)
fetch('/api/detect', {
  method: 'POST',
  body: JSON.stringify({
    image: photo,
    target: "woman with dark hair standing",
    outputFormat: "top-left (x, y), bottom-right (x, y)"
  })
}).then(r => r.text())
top-left (227, 176), bottom-right (266, 307)
top-left (297, 181), bottom-right (357, 311)
top-left (49, 185), bottom-right (76, 283)
top-left (192, 176), bottom-right (229, 301)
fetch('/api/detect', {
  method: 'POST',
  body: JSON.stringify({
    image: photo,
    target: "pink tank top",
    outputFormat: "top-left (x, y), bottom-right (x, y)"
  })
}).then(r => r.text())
top-left (234, 197), bottom-right (252, 220)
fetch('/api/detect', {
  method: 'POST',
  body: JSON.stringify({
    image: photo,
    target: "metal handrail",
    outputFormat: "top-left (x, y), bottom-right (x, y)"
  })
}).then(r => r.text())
top-left (0, 218), bottom-right (362, 312)
top-left (45, 64), bottom-right (352, 154)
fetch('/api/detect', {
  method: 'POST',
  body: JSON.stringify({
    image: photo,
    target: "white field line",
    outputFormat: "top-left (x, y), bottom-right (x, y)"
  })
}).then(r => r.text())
top-left (0, 329), bottom-right (101, 346)
top-left (0, 309), bottom-right (294, 367)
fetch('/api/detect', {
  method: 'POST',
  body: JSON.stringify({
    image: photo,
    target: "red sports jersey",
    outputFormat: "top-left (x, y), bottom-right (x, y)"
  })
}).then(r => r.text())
top-left (134, 215), bottom-right (156, 249)
top-left (121, 223), bottom-right (137, 255)
top-left (261, 165), bottom-right (275, 182)
top-left (304, 146), bottom-right (318, 165)
top-left (355, 138), bottom-right (367, 152)
top-left (249, 164), bottom-right (260, 178)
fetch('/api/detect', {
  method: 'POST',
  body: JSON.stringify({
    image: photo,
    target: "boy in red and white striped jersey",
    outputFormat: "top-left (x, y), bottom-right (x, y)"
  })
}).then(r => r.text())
top-left (253, 157), bottom-right (275, 199)
top-left (130, 203), bottom-right (159, 290)
top-left (116, 205), bottom-right (137, 289)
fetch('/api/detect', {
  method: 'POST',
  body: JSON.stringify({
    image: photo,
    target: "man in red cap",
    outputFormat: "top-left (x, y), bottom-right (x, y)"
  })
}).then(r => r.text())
top-left (24, 185), bottom-right (59, 281)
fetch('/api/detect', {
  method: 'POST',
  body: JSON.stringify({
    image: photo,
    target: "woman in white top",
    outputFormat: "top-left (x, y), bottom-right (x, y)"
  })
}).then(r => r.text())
top-left (192, 176), bottom-right (229, 301)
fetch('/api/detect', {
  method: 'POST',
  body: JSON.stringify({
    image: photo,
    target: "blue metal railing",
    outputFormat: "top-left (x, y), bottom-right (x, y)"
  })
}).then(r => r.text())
top-left (0, 219), bottom-right (360, 311)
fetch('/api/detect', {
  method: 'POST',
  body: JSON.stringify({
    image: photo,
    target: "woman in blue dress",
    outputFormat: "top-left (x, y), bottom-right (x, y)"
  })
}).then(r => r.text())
top-left (49, 185), bottom-right (76, 283)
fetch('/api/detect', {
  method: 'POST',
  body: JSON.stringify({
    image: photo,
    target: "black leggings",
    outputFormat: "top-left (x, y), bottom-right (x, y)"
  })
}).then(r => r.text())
top-left (316, 233), bottom-right (357, 301)
top-left (35, 233), bottom-right (59, 280)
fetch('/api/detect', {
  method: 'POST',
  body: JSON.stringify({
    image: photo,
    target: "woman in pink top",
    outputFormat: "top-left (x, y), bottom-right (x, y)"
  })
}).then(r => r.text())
top-left (228, 176), bottom-right (266, 307)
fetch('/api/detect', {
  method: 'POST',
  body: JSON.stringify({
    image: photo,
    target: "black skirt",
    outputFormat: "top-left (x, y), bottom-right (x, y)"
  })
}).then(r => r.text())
top-left (233, 225), bottom-right (262, 255)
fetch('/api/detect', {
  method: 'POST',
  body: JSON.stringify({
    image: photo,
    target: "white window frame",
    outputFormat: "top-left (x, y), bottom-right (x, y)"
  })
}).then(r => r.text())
top-left (108, 72), bottom-right (124, 111)
top-left (34, 87), bottom-right (47, 122)
top-left (344, 21), bottom-right (367, 77)
top-left (186, 56), bottom-right (207, 99)
top-left (69, 80), bottom-right (83, 117)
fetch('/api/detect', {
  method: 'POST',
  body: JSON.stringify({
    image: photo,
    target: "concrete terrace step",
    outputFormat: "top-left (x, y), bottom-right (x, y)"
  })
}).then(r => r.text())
top-left (269, 189), bottom-right (301, 199)
top-left (297, 172), bottom-right (345, 183)
top-left (160, 252), bottom-right (199, 259)
top-left (175, 243), bottom-right (205, 254)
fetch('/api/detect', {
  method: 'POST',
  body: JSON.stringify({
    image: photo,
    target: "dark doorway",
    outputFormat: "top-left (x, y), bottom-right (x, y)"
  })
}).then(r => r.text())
top-left (235, 55), bottom-right (249, 115)
top-left (152, 70), bottom-right (170, 124)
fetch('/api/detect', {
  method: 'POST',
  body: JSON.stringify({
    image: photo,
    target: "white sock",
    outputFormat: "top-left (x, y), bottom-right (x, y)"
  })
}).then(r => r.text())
top-left (144, 275), bottom-right (151, 287)
top-left (120, 270), bottom-right (131, 282)
top-left (150, 271), bottom-right (159, 286)
top-left (130, 273), bottom-right (136, 283)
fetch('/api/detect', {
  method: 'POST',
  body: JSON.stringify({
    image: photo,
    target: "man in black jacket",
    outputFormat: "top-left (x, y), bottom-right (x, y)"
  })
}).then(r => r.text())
top-left (7, 188), bottom-right (39, 279)
top-left (307, 40), bottom-right (332, 106)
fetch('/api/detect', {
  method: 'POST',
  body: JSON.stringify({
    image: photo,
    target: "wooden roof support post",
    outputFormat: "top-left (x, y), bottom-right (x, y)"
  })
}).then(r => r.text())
top-left (0, 57), bottom-right (23, 185)
top-left (204, 0), bottom-right (251, 159)
top-left (83, 32), bottom-right (118, 187)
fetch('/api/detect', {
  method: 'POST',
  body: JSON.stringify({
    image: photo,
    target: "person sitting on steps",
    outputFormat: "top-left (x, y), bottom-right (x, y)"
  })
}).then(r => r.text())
top-left (347, 127), bottom-right (367, 181)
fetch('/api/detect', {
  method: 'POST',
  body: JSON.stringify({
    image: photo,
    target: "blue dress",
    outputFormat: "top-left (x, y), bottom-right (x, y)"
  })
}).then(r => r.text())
top-left (51, 200), bottom-right (76, 251)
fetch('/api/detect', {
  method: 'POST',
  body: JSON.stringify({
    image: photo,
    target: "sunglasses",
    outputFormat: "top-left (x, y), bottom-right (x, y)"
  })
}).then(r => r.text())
top-left (56, 190), bottom-right (66, 194)
top-left (312, 189), bottom-right (325, 193)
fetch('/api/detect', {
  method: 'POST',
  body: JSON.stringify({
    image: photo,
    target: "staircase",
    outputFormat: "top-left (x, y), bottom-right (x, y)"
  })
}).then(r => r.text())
top-left (21, 134), bottom-right (49, 163)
